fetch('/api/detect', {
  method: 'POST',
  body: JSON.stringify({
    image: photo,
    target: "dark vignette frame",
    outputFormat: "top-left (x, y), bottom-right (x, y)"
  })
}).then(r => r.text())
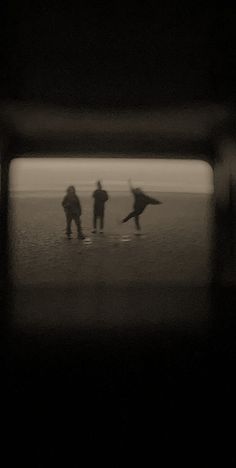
top-left (1, 104), bottom-right (236, 468)
top-left (0, 103), bottom-right (236, 333)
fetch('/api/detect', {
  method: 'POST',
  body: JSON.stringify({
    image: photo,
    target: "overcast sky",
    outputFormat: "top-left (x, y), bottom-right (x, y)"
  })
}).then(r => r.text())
top-left (10, 157), bottom-right (213, 193)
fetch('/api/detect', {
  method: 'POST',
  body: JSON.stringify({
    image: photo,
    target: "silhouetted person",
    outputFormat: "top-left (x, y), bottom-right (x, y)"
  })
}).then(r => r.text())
top-left (122, 180), bottom-right (162, 232)
top-left (62, 186), bottom-right (85, 239)
top-left (92, 181), bottom-right (109, 233)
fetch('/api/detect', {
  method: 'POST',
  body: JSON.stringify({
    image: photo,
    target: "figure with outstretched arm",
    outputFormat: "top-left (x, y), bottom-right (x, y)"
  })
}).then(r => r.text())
top-left (121, 179), bottom-right (162, 233)
top-left (92, 180), bottom-right (109, 234)
top-left (62, 185), bottom-right (85, 239)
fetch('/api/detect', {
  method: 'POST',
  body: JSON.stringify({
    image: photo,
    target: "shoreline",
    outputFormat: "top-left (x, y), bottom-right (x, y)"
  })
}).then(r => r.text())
top-left (10, 190), bottom-right (213, 198)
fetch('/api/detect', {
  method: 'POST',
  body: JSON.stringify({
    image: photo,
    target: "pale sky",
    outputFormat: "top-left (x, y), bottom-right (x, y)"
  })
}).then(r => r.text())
top-left (10, 157), bottom-right (213, 193)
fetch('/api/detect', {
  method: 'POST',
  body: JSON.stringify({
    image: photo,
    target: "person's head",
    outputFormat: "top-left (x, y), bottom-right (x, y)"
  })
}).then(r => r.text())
top-left (134, 187), bottom-right (142, 194)
top-left (67, 185), bottom-right (76, 195)
top-left (97, 180), bottom-right (102, 190)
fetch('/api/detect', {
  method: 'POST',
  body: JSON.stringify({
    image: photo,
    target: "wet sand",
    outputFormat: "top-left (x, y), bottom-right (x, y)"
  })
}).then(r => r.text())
top-left (9, 192), bottom-right (212, 333)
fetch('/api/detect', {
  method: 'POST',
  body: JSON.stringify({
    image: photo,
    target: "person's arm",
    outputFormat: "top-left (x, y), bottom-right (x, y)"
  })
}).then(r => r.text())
top-left (146, 195), bottom-right (162, 205)
top-left (62, 195), bottom-right (68, 208)
top-left (104, 191), bottom-right (109, 202)
top-left (128, 179), bottom-right (135, 194)
top-left (75, 195), bottom-right (82, 215)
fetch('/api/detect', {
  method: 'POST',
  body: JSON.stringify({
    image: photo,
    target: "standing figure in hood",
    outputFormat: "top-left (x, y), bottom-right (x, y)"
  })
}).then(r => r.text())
top-left (92, 180), bottom-right (109, 234)
top-left (62, 186), bottom-right (85, 239)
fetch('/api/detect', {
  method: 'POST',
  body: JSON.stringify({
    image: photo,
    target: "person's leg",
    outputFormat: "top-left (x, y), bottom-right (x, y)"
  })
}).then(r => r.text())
top-left (92, 212), bottom-right (97, 232)
top-left (135, 215), bottom-right (141, 231)
top-left (66, 213), bottom-right (72, 235)
top-left (74, 214), bottom-right (85, 239)
top-left (100, 213), bottom-right (104, 231)
top-left (122, 210), bottom-right (137, 223)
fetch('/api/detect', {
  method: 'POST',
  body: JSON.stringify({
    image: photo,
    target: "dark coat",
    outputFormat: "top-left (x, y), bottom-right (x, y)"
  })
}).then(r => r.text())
top-left (93, 189), bottom-right (108, 215)
top-left (132, 190), bottom-right (160, 212)
top-left (62, 194), bottom-right (82, 216)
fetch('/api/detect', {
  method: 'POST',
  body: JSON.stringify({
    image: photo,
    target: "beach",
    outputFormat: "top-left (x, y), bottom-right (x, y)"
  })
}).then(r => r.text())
top-left (9, 191), bottom-right (212, 332)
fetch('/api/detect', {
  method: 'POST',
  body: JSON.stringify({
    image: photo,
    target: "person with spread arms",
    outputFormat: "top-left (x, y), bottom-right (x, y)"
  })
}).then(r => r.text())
top-left (121, 179), bottom-right (162, 234)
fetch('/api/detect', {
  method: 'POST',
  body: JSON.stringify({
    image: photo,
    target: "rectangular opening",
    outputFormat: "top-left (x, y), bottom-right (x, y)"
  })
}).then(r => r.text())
top-left (9, 156), bottom-right (213, 332)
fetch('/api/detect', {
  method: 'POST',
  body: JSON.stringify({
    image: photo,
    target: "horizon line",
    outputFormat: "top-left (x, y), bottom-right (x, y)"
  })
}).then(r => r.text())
top-left (10, 188), bottom-right (212, 195)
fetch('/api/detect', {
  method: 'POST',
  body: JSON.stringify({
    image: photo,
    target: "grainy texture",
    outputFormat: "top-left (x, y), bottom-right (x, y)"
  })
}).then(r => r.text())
top-left (10, 192), bottom-right (212, 331)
